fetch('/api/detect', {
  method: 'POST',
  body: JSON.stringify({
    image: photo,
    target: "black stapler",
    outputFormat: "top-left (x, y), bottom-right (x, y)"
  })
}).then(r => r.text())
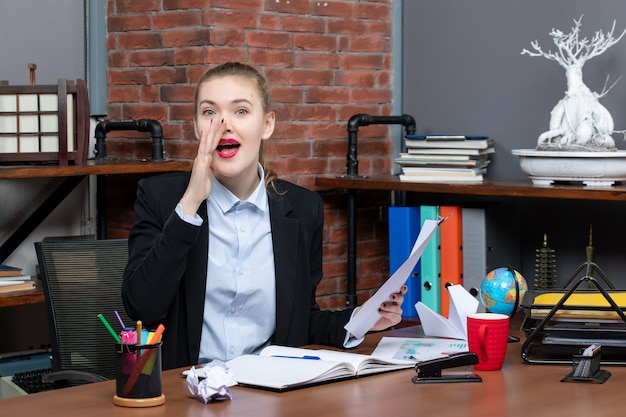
top-left (412, 352), bottom-right (482, 384)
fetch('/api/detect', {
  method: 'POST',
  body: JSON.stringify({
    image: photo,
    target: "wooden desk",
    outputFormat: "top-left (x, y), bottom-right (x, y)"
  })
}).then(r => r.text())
top-left (1, 325), bottom-right (624, 417)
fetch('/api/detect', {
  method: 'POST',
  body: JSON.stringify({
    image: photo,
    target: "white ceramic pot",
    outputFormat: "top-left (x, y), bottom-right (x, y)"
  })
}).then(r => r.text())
top-left (511, 149), bottom-right (626, 186)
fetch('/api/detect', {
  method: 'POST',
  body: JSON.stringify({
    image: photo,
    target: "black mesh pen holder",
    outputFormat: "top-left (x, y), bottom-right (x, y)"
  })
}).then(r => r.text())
top-left (561, 347), bottom-right (611, 384)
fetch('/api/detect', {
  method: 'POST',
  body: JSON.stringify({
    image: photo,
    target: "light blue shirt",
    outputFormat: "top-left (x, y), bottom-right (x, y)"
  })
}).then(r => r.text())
top-left (176, 167), bottom-right (360, 362)
top-left (176, 167), bottom-right (276, 363)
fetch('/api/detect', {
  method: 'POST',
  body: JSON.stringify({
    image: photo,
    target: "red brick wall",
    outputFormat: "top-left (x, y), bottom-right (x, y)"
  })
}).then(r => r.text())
top-left (104, 0), bottom-right (395, 310)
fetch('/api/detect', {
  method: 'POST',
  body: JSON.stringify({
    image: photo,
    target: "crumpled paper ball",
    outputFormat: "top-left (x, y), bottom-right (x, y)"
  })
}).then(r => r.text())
top-left (186, 360), bottom-right (237, 403)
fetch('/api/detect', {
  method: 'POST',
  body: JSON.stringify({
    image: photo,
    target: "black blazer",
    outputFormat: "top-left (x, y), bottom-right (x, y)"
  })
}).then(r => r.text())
top-left (122, 172), bottom-right (354, 370)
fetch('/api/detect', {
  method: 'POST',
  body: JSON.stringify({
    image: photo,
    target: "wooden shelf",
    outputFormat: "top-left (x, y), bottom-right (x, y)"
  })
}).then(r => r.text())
top-left (315, 175), bottom-right (626, 202)
top-left (0, 159), bottom-right (193, 179)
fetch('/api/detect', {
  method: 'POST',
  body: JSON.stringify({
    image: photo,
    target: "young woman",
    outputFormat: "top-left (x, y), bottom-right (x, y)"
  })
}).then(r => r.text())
top-left (122, 62), bottom-right (406, 370)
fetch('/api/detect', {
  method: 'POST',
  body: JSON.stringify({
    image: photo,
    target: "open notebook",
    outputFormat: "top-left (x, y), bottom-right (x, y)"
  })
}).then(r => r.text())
top-left (225, 345), bottom-right (414, 391)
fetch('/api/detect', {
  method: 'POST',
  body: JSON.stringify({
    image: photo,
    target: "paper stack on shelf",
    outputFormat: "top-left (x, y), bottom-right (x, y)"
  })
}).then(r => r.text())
top-left (0, 265), bottom-right (35, 294)
top-left (0, 282), bottom-right (35, 294)
top-left (396, 135), bottom-right (494, 183)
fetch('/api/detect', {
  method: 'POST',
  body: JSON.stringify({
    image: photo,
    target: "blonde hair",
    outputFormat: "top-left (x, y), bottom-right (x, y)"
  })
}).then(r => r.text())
top-left (193, 62), bottom-right (278, 188)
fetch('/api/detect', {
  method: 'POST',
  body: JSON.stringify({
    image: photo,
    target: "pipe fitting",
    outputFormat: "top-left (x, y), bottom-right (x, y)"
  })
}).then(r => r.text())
top-left (94, 119), bottom-right (164, 161)
top-left (345, 114), bottom-right (416, 177)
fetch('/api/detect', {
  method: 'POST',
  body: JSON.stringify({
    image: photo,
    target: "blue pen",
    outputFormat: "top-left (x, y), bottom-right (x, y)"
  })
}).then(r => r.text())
top-left (272, 355), bottom-right (321, 360)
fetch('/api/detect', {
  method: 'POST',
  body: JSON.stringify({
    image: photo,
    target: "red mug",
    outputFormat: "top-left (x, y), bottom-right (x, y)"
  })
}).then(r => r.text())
top-left (467, 313), bottom-right (510, 371)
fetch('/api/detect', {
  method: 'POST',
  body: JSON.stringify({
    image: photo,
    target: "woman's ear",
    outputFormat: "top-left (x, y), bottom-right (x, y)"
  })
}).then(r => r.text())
top-left (262, 111), bottom-right (275, 141)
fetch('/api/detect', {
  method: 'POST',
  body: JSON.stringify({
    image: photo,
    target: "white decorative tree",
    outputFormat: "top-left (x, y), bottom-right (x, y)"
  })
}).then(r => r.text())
top-left (522, 16), bottom-right (626, 151)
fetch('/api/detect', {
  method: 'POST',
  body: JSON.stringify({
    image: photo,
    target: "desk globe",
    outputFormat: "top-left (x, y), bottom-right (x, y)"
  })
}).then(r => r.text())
top-left (480, 267), bottom-right (528, 316)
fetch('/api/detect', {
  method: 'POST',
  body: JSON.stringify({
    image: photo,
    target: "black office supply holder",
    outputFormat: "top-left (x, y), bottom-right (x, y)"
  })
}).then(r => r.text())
top-left (520, 259), bottom-right (626, 365)
top-left (412, 352), bottom-right (482, 384)
top-left (561, 347), bottom-right (611, 383)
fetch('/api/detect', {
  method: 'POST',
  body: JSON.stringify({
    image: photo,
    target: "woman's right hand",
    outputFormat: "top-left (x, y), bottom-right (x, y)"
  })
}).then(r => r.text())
top-left (179, 118), bottom-right (225, 217)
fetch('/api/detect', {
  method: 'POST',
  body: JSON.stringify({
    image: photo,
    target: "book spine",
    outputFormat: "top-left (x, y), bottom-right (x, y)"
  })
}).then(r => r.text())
top-left (388, 207), bottom-right (421, 317)
top-left (439, 206), bottom-right (463, 318)
top-left (404, 139), bottom-right (493, 150)
top-left (419, 205), bottom-right (440, 313)
top-left (425, 136), bottom-right (466, 140)
top-left (0, 265), bottom-right (23, 277)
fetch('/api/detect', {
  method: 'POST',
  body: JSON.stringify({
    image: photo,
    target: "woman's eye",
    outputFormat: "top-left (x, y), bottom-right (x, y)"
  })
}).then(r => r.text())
top-left (236, 108), bottom-right (248, 115)
top-left (202, 109), bottom-right (215, 116)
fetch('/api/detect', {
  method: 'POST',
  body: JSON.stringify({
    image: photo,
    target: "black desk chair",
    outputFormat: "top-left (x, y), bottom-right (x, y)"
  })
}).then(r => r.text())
top-left (35, 238), bottom-right (131, 388)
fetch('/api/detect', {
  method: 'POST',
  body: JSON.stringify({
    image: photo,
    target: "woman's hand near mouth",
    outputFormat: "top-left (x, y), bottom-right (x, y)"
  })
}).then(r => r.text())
top-left (179, 118), bottom-right (226, 217)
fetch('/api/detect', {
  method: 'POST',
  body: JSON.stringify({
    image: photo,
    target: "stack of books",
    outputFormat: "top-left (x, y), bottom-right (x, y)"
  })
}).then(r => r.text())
top-left (0, 265), bottom-right (35, 294)
top-left (395, 135), bottom-right (494, 183)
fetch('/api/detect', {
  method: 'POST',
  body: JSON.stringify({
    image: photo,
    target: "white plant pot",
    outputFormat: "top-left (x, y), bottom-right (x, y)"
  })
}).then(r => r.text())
top-left (511, 149), bottom-right (626, 186)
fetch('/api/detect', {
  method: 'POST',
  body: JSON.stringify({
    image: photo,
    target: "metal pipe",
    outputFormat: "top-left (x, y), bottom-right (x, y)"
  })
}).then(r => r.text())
top-left (94, 119), bottom-right (164, 161)
top-left (345, 114), bottom-right (416, 177)
top-left (96, 175), bottom-right (107, 239)
top-left (342, 113), bottom-right (417, 307)
top-left (346, 188), bottom-right (358, 307)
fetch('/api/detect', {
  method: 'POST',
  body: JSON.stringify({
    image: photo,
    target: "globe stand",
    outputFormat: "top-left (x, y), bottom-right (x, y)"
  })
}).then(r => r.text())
top-left (508, 269), bottom-right (521, 343)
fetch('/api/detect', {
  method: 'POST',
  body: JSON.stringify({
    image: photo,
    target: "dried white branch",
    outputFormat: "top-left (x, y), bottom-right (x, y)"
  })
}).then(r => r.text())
top-left (598, 74), bottom-right (622, 98)
top-left (521, 15), bottom-right (626, 70)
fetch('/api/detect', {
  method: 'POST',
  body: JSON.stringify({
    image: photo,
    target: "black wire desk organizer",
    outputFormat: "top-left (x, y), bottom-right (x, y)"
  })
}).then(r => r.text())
top-left (561, 343), bottom-right (611, 383)
top-left (520, 258), bottom-right (626, 366)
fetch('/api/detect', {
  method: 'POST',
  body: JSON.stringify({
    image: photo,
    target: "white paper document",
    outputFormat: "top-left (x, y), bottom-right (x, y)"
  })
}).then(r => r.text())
top-left (415, 284), bottom-right (479, 340)
top-left (372, 337), bottom-right (469, 362)
top-left (344, 219), bottom-right (440, 339)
